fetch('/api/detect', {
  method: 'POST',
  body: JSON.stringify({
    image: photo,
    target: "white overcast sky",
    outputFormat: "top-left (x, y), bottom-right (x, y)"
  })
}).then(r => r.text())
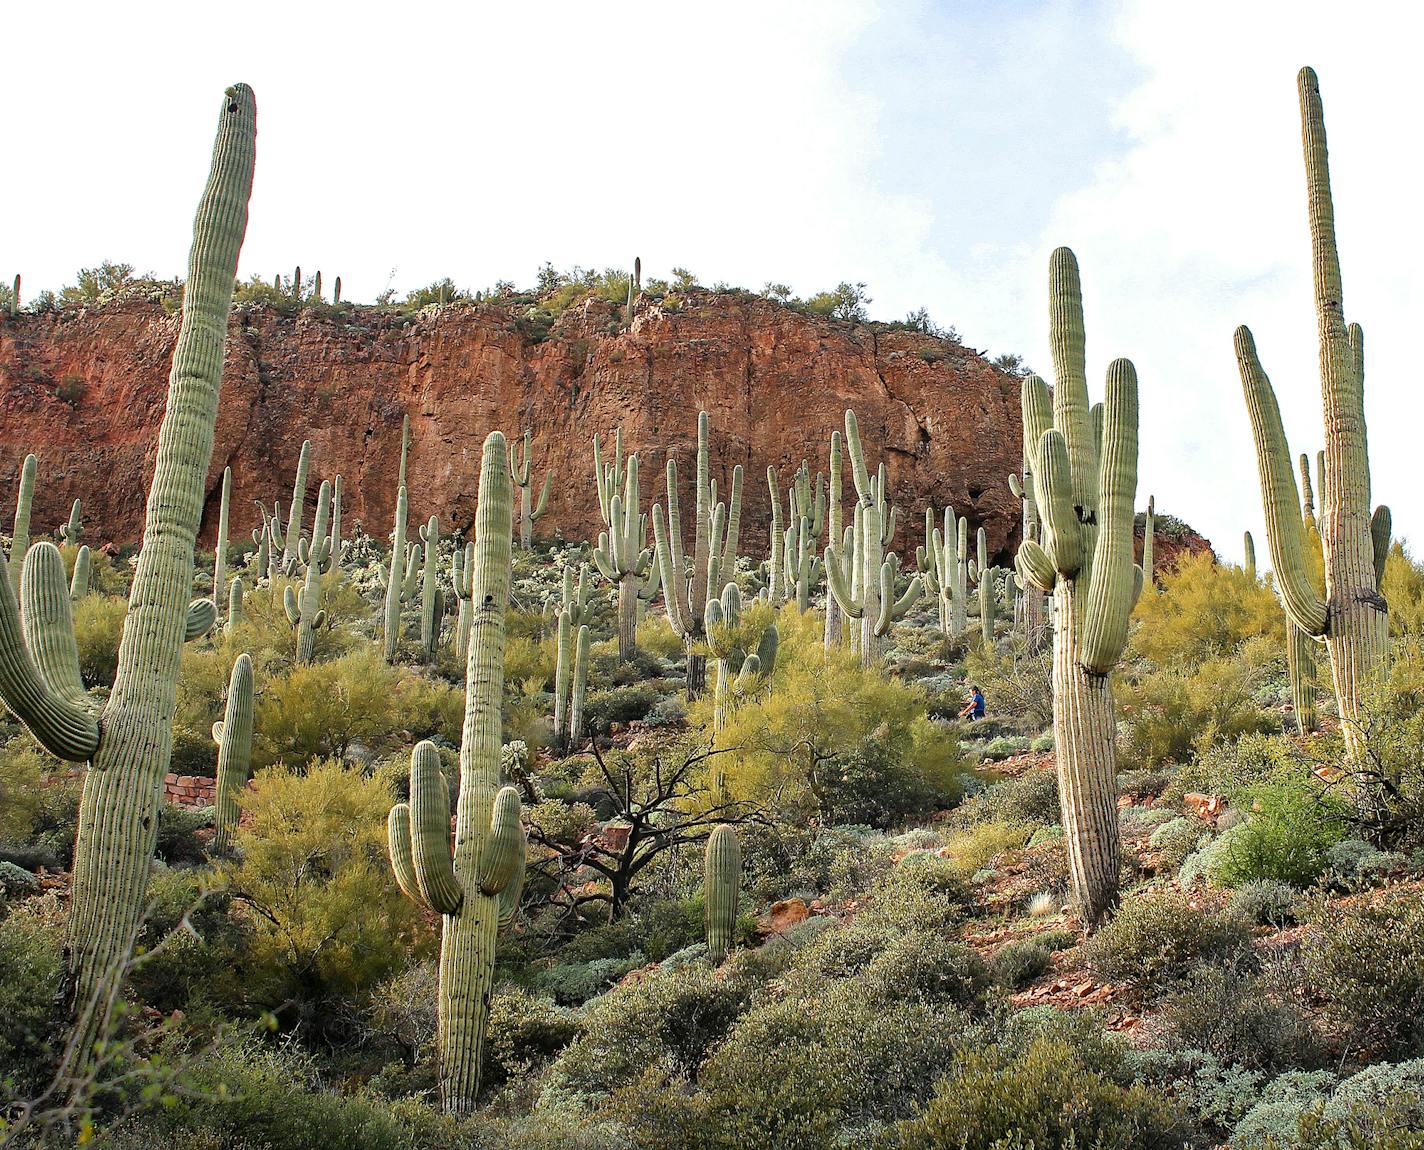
top-left (5, 0), bottom-right (1420, 563)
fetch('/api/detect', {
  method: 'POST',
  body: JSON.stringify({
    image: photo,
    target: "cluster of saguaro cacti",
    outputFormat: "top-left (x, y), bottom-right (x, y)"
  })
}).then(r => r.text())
top-left (279, 440), bottom-right (312, 574)
top-left (283, 479), bottom-right (334, 663)
top-left (652, 411), bottom-right (743, 695)
top-left (0, 84), bottom-right (256, 1045)
top-left (591, 430), bottom-right (660, 661)
top-left (511, 431), bottom-right (552, 551)
top-left (212, 652), bottom-right (254, 851)
top-left (776, 461), bottom-right (825, 611)
top-left (9, 453), bottom-right (37, 593)
top-left (1015, 247), bottom-right (1143, 928)
top-left (386, 432), bottom-right (526, 1114)
top-left (380, 484), bottom-right (422, 663)
top-left (704, 823), bottom-right (741, 964)
top-left (1236, 69), bottom-right (1389, 800)
top-left (917, 506), bottom-right (968, 641)
top-left (704, 583), bottom-right (779, 738)
top-left (822, 431), bottom-right (847, 648)
top-left (824, 411), bottom-right (922, 667)
top-left (552, 605), bottom-right (591, 753)
top-left (418, 516), bottom-right (444, 664)
top-left (1009, 452), bottom-right (1047, 644)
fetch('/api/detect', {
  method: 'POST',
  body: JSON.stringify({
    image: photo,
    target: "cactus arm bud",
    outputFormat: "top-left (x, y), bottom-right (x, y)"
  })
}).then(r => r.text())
top-left (1371, 505), bottom-right (1391, 589)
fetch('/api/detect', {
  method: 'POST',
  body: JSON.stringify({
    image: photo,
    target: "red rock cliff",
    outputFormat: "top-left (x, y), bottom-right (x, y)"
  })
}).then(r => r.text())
top-left (0, 292), bottom-right (1027, 562)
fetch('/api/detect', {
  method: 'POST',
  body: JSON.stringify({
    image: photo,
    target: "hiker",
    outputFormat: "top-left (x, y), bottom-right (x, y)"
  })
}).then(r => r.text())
top-left (959, 684), bottom-right (986, 721)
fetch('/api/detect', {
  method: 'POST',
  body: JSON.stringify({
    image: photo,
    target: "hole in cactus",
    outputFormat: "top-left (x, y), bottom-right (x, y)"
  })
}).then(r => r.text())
top-left (227, 102), bottom-right (238, 113)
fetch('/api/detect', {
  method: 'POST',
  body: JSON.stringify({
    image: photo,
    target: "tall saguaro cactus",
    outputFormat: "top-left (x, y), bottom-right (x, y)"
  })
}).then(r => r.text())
top-left (8, 453), bottom-right (37, 593)
top-left (1015, 247), bottom-right (1143, 928)
top-left (59, 499), bottom-right (83, 547)
top-left (704, 824), bottom-right (741, 964)
top-left (213, 466), bottom-right (231, 622)
top-left (451, 541), bottom-right (474, 657)
top-left (382, 484), bottom-right (417, 663)
top-left (1236, 68), bottom-right (1389, 785)
top-left (971, 525), bottom-right (997, 647)
top-left (284, 479), bottom-right (332, 663)
top-left (592, 433), bottom-right (660, 661)
top-left (419, 516), bottom-right (443, 664)
top-left (552, 607), bottom-right (591, 752)
top-left (511, 431), bottom-right (552, 550)
top-left (652, 411), bottom-right (742, 695)
top-left (281, 439), bottom-right (312, 574)
top-left (212, 653), bottom-right (254, 852)
top-left (386, 432), bottom-right (524, 1114)
top-left (0, 85), bottom-right (256, 1040)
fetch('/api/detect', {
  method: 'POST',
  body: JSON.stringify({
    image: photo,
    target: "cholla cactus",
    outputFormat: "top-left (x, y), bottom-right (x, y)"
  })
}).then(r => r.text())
top-left (280, 440), bottom-right (312, 574)
top-left (704, 824), bottom-right (741, 964)
top-left (1236, 70), bottom-right (1386, 789)
top-left (1015, 247), bottom-right (1142, 928)
top-left (591, 433), bottom-right (660, 661)
top-left (451, 541), bottom-right (474, 657)
top-left (511, 431), bottom-right (552, 551)
top-left (59, 499), bottom-right (83, 547)
top-left (212, 652), bottom-right (254, 851)
top-left (418, 516), bottom-right (444, 664)
top-left (386, 432), bottom-right (524, 1114)
top-left (0, 84), bottom-right (256, 1044)
top-left (823, 411), bottom-right (922, 667)
top-left (552, 608), bottom-right (591, 752)
top-left (283, 479), bottom-right (332, 663)
top-left (70, 545), bottom-right (92, 601)
top-left (651, 411), bottom-right (742, 694)
top-left (8, 453), bottom-right (36, 593)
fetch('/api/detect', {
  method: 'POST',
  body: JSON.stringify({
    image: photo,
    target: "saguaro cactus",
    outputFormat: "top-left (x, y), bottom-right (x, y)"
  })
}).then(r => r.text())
top-left (704, 824), bottom-right (741, 964)
top-left (213, 467), bottom-right (231, 622)
top-left (552, 608), bottom-right (591, 752)
top-left (1015, 247), bottom-right (1143, 928)
top-left (381, 484), bottom-right (415, 663)
top-left (451, 542), bottom-right (474, 657)
top-left (592, 433), bottom-right (660, 661)
top-left (70, 545), bottom-right (92, 601)
top-left (1236, 69), bottom-right (1388, 785)
top-left (1243, 531), bottom-right (1257, 582)
top-left (511, 431), bottom-right (552, 550)
top-left (971, 526), bottom-right (998, 647)
top-left (59, 499), bottom-right (83, 547)
top-left (9, 453), bottom-right (36, 593)
top-left (1140, 495), bottom-right (1155, 587)
top-left (703, 583), bottom-right (778, 739)
top-left (212, 652), bottom-right (254, 852)
top-left (419, 516), bottom-right (443, 663)
top-left (652, 411), bottom-right (742, 695)
top-left (823, 431), bottom-right (846, 648)
top-left (226, 576), bottom-right (244, 633)
top-left (386, 432), bottom-right (523, 1114)
top-left (916, 506), bottom-right (969, 641)
top-left (280, 440), bottom-right (312, 574)
top-left (0, 85), bottom-right (256, 1039)
top-left (823, 412), bottom-right (922, 666)
top-left (284, 479), bottom-right (332, 663)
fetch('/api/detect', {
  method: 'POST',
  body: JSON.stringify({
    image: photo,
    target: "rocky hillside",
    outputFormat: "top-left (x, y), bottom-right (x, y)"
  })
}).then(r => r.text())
top-left (0, 290), bottom-right (1028, 560)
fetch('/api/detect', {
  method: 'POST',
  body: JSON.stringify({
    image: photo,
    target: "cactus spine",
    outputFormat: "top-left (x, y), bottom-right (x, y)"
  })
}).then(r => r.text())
top-left (0, 85), bottom-right (256, 1041)
top-left (9, 453), bottom-right (36, 593)
top-left (212, 652), bottom-right (254, 852)
top-left (1015, 247), bottom-right (1142, 928)
top-left (419, 516), bottom-right (444, 663)
top-left (1236, 69), bottom-right (1388, 788)
top-left (652, 411), bottom-right (742, 695)
top-left (823, 412), bottom-right (922, 666)
top-left (281, 440), bottom-right (312, 574)
top-left (284, 479), bottom-right (332, 663)
top-left (592, 432), bottom-right (660, 661)
top-left (213, 466), bottom-right (231, 622)
top-left (552, 607), bottom-right (591, 752)
top-left (386, 432), bottom-right (522, 1114)
top-left (704, 824), bottom-right (740, 964)
top-left (511, 431), bottom-right (552, 550)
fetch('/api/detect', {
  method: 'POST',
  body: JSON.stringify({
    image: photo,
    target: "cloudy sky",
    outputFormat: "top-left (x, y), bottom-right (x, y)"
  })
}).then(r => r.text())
top-left (7, 1), bottom-right (1418, 562)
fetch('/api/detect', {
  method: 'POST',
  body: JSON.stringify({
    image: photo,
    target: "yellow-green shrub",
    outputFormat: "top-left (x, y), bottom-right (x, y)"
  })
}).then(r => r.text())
top-left (1120, 656), bottom-right (1276, 768)
top-left (71, 594), bottom-right (128, 688)
top-left (1131, 551), bottom-right (1284, 669)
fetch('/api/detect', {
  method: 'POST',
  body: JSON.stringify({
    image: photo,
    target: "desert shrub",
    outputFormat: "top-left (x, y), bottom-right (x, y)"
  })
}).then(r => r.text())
top-left (365, 960), bottom-right (438, 1065)
top-left (254, 651), bottom-right (461, 768)
top-left (1349, 644), bottom-right (1424, 853)
top-left (71, 594), bottom-right (129, 688)
top-left (1130, 550), bottom-right (1284, 669)
top-left (861, 853), bottom-right (977, 933)
top-left (129, 869), bottom-right (249, 1015)
top-left (1161, 960), bottom-right (1321, 1072)
top-left (1324, 837), bottom-right (1404, 887)
top-left (979, 735), bottom-right (1030, 761)
top-left (0, 895), bottom-right (65, 1098)
top-left (534, 955), bottom-right (647, 1006)
top-left (1231, 1070), bottom-right (1338, 1147)
top-left (958, 769), bottom-right (1059, 826)
top-left (709, 609), bottom-right (968, 824)
top-left (222, 760), bottom-right (430, 1031)
top-left (1228, 879), bottom-right (1299, 926)
top-left (811, 734), bottom-right (954, 829)
top-left (1120, 657), bottom-right (1276, 768)
top-left (992, 939), bottom-right (1052, 988)
top-left (581, 683), bottom-right (659, 730)
top-left (1118, 768), bottom-right (1173, 801)
top-left (938, 821), bottom-right (1033, 875)
top-left (1303, 890), bottom-right (1424, 1057)
top-left (1083, 892), bottom-right (1250, 992)
top-left (1381, 542), bottom-right (1424, 639)
top-left (0, 737), bottom-right (68, 849)
top-left (1168, 731), bottom-right (1306, 807)
top-left (154, 803), bottom-right (211, 865)
top-left (960, 639), bottom-right (1053, 731)
top-left (1149, 816), bottom-right (1211, 870)
top-left (1211, 780), bottom-right (1350, 887)
top-left (636, 615), bottom-right (685, 660)
top-left (1030, 731), bottom-right (1054, 752)
top-left (504, 633), bottom-right (555, 689)
top-left (883, 1036), bottom-right (1185, 1150)
top-left (792, 921), bottom-right (990, 1009)
top-left (485, 986), bottom-right (583, 1087)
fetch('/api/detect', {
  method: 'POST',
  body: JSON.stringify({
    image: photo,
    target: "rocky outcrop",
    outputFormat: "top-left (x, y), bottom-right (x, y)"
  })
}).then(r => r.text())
top-left (0, 291), bottom-right (1029, 562)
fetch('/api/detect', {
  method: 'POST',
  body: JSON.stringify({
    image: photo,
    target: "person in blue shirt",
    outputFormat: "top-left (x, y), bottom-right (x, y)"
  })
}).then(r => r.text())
top-left (959, 685), bottom-right (986, 721)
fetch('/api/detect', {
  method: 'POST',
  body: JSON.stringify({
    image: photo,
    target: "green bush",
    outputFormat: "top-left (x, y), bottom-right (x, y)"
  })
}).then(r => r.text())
top-left (534, 954), bottom-right (647, 1005)
top-left (1232, 1069), bottom-right (1338, 1147)
top-left (980, 735), bottom-right (1031, 761)
top-left (1303, 890), bottom-right (1424, 1058)
top-left (0, 895), bottom-right (64, 1099)
top-left (1149, 816), bottom-right (1211, 871)
top-left (581, 683), bottom-right (659, 730)
top-left (792, 922), bottom-right (991, 1009)
top-left (1228, 879), bottom-right (1299, 927)
top-left (883, 1036), bottom-right (1185, 1150)
top-left (1120, 657), bottom-right (1276, 768)
top-left (72, 594), bottom-right (128, 688)
top-left (1211, 781), bottom-right (1349, 887)
top-left (129, 869), bottom-right (249, 1015)
top-left (1161, 961), bottom-right (1321, 1072)
top-left (1324, 838), bottom-right (1404, 887)
top-left (485, 986), bottom-right (582, 1088)
top-left (958, 769), bottom-right (1059, 827)
top-left (992, 939), bottom-right (1052, 989)
top-left (1082, 892), bottom-right (1250, 993)
top-left (1130, 549), bottom-right (1285, 669)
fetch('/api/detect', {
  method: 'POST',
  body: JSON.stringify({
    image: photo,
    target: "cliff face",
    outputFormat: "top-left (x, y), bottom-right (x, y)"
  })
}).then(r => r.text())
top-left (0, 292), bottom-right (1027, 563)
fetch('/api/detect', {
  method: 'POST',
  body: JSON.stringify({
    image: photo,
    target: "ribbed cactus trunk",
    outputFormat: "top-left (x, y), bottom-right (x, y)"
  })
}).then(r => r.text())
top-left (383, 485), bottom-right (409, 664)
top-left (9, 454), bottom-right (36, 594)
top-left (212, 653), bottom-right (254, 852)
top-left (704, 825), bottom-right (740, 964)
top-left (1288, 624), bottom-right (1317, 734)
top-left (617, 573), bottom-right (638, 661)
top-left (824, 431), bottom-right (844, 650)
top-left (65, 85), bottom-right (256, 1038)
